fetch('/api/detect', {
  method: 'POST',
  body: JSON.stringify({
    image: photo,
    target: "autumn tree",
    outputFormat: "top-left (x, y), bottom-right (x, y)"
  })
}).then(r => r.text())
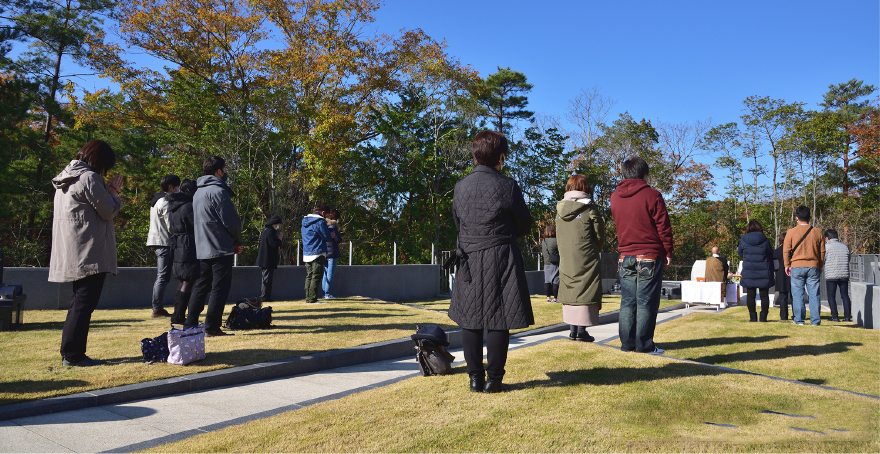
top-left (820, 79), bottom-right (877, 198)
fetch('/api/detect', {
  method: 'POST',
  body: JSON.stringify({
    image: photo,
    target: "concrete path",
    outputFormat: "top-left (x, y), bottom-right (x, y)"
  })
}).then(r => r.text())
top-left (0, 307), bottom-right (707, 453)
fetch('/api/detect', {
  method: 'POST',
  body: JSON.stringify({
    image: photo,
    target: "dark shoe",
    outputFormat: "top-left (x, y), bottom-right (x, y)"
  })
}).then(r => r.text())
top-left (759, 312), bottom-right (768, 322)
top-left (576, 332), bottom-right (595, 342)
top-left (829, 317), bottom-right (840, 322)
top-left (62, 356), bottom-right (103, 367)
top-left (469, 373), bottom-right (485, 392)
top-left (483, 380), bottom-right (510, 393)
top-left (152, 308), bottom-right (171, 318)
top-left (749, 312), bottom-right (757, 322)
top-left (206, 330), bottom-right (234, 337)
top-left (843, 317), bottom-right (852, 322)
top-left (568, 332), bottom-right (578, 341)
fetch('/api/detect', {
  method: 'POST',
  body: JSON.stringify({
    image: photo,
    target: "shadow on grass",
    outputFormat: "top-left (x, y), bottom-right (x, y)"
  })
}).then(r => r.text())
top-left (272, 311), bottom-right (414, 321)
top-left (17, 319), bottom-right (148, 332)
top-left (0, 379), bottom-right (91, 404)
top-left (662, 335), bottom-right (788, 350)
top-left (514, 361), bottom-right (732, 389)
top-left (690, 341), bottom-right (862, 364)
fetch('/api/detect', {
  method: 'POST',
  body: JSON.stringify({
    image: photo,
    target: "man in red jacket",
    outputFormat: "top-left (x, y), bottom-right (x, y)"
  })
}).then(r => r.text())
top-left (610, 157), bottom-right (674, 355)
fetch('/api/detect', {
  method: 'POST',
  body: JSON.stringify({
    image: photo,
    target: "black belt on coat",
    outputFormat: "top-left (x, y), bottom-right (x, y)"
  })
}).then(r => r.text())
top-left (443, 234), bottom-right (515, 283)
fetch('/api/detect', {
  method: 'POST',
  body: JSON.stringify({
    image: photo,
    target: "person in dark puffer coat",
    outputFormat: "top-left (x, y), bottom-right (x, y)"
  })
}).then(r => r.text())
top-left (256, 214), bottom-right (283, 302)
top-left (166, 179), bottom-right (199, 324)
top-left (737, 220), bottom-right (776, 322)
top-left (447, 131), bottom-right (533, 394)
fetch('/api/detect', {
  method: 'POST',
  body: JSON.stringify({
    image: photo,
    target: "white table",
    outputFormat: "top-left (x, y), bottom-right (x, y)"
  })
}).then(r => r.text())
top-left (681, 281), bottom-right (739, 309)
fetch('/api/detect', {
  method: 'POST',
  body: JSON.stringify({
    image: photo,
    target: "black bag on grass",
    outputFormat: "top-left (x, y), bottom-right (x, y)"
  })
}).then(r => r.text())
top-left (412, 324), bottom-right (455, 376)
top-left (224, 298), bottom-right (273, 330)
top-left (141, 332), bottom-right (169, 364)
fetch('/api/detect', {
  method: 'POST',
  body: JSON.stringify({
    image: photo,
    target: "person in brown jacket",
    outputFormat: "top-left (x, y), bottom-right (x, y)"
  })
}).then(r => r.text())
top-left (783, 206), bottom-right (825, 326)
top-left (705, 248), bottom-right (726, 283)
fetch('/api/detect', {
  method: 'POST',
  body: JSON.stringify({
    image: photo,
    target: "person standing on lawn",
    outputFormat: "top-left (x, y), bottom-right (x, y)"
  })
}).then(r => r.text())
top-left (610, 156), bottom-right (673, 355)
top-left (447, 130), bottom-right (534, 393)
top-left (541, 223), bottom-right (560, 303)
top-left (823, 229), bottom-right (851, 322)
top-left (301, 204), bottom-right (332, 304)
top-left (186, 156), bottom-right (243, 336)
top-left (704, 247), bottom-right (727, 282)
top-left (323, 209), bottom-right (342, 299)
top-left (146, 173), bottom-right (180, 318)
top-left (256, 215), bottom-right (283, 302)
top-left (773, 231), bottom-right (792, 320)
top-left (556, 174), bottom-right (605, 342)
top-left (783, 205), bottom-right (825, 326)
top-left (49, 140), bottom-right (123, 367)
top-left (166, 178), bottom-right (200, 324)
top-left (738, 220), bottom-right (776, 322)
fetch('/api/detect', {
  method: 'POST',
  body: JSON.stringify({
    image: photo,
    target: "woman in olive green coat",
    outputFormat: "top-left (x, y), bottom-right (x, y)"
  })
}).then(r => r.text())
top-left (556, 174), bottom-right (605, 342)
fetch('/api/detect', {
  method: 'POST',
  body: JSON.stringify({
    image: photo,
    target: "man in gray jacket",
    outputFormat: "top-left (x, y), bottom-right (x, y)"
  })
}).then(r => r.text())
top-left (185, 156), bottom-right (243, 336)
top-left (824, 229), bottom-right (851, 322)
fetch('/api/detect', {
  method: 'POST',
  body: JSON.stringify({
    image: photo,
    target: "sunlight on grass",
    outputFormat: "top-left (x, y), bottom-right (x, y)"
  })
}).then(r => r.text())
top-left (145, 340), bottom-right (880, 453)
top-left (0, 297), bottom-right (454, 405)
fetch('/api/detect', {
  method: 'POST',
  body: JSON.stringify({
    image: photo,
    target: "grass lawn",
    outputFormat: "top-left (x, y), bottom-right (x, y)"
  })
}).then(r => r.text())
top-left (145, 339), bottom-right (880, 453)
top-left (607, 305), bottom-right (880, 396)
top-left (0, 297), bottom-right (454, 406)
top-left (402, 294), bottom-right (684, 334)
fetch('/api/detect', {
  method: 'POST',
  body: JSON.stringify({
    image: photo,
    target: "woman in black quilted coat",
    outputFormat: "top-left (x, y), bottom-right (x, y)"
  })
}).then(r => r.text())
top-left (737, 220), bottom-right (776, 322)
top-left (166, 179), bottom-right (199, 324)
top-left (448, 131), bottom-right (533, 393)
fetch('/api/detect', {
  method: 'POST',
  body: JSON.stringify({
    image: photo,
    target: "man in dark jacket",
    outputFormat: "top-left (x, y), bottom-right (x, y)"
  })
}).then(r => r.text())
top-left (186, 156), bottom-right (243, 336)
top-left (256, 215), bottom-right (283, 302)
top-left (610, 157), bottom-right (673, 355)
top-left (301, 205), bottom-right (332, 304)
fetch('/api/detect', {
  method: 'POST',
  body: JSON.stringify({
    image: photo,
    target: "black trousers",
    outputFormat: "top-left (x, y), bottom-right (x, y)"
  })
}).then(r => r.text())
top-left (777, 291), bottom-right (792, 319)
top-left (544, 283), bottom-right (559, 298)
top-left (186, 255), bottom-right (234, 333)
top-left (260, 268), bottom-right (274, 302)
top-left (746, 287), bottom-right (770, 313)
top-left (60, 273), bottom-right (107, 362)
top-left (461, 328), bottom-right (509, 381)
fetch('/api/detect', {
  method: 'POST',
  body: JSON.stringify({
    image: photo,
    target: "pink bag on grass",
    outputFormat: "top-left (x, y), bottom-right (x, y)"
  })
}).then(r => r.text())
top-left (167, 324), bottom-right (206, 365)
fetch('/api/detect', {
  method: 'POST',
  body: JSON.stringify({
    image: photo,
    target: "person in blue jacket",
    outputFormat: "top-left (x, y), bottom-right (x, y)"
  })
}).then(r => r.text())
top-left (301, 204), bottom-right (332, 304)
top-left (737, 220), bottom-right (776, 322)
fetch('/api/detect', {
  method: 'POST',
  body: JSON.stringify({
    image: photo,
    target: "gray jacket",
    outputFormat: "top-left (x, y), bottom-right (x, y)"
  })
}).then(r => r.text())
top-left (48, 161), bottom-right (122, 282)
top-left (193, 175), bottom-right (242, 260)
top-left (823, 239), bottom-right (850, 280)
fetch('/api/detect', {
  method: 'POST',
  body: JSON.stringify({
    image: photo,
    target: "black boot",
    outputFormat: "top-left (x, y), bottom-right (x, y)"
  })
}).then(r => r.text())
top-left (483, 379), bottom-right (510, 393)
top-left (171, 291), bottom-right (190, 325)
top-left (749, 311), bottom-right (758, 322)
top-left (759, 311), bottom-right (768, 322)
top-left (468, 372), bottom-right (485, 392)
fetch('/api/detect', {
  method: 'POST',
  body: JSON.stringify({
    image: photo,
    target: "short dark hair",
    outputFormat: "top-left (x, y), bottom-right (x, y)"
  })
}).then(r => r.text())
top-left (621, 157), bottom-right (649, 180)
top-left (326, 208), bottom-right (340, 220)
top-left (160, 174), bottom-right (181, 192)
top-left (746, 220), bottom-right (763, 233)
top-left (795, 205), bottom-right (810, 222)
top-left (543, 223), bottom-right (556, 238)
top-left (76, 140), bottom-right (116, 175)
top-left (824, 229), bottom-right (838, 240)
top-left (313, 203), bottom-right (329, 214)
top-left (203, 156), bottom-right (226, 176)
top-left (565, 174), bottom-right (592, 194)
top-left (472, 131), bottom-right (508, 167)
top-left (179, 178), bottom-right (197, 196)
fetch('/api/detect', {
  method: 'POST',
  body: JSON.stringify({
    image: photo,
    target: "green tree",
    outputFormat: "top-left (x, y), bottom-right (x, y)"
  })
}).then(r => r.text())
top-left (819, 79), bottom-right (877, 198)
top-left (474, 66), bottom-right (533, 134)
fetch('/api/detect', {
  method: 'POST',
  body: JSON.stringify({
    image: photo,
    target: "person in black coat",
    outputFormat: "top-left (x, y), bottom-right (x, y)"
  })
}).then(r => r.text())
top-left (166, 179), bottom-right (199, 324)
top-left (737, 220), bottom-right (776, 322)
top-left (256, 215), bottom-right (283, 302)
top-left (773, 230), bottom-right (792, 320)
top-left (447, 131), bottom-right (534, 394)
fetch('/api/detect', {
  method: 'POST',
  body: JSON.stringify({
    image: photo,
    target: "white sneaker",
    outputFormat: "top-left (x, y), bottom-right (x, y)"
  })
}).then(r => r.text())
top-left (646, 346), bottom-right (665, 355)
top-left (324, 294), bottom-right (334, 299)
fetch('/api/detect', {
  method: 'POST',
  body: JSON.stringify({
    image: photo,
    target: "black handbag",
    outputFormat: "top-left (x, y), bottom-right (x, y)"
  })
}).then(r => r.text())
top-left (224, 298), bottom-right (273, 330)
top-left (140, 332), bottom-right (169, 364)
top-left (412, 324), bottom-right (455, 376)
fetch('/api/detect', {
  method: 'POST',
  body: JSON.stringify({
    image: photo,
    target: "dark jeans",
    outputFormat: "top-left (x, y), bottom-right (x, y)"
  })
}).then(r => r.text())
top-left (544, 283), bottom-right (559, 298)
top-left (186, 255), bottom-right (234, 333)
top-left (60, 273), bottom-right (107, 362)
top-left (305, 256), bottom-right (326, 303)
top-left (826, 279), bottom-right (851, 320)
top-left (260, 268), bottom-right (274, 302)
top-left (618, 255), bottom-right (663, 353)
top-left (152, 246), bottom-right (172, 310)
top-left (777, 291), bottom-right (792, 319)
top-left (461, 328), bottom-right (510, 381)
top-left (746, 287), bottom-right (770, 314)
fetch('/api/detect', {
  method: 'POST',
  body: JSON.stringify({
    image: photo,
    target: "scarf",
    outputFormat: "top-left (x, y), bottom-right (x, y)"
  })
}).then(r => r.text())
top-left (563, 190), bottom-right (591, 203)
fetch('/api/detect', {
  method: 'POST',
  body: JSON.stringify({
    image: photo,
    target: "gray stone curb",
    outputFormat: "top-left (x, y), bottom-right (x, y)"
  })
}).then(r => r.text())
top-left (0, 301), bottom-right (688, 422)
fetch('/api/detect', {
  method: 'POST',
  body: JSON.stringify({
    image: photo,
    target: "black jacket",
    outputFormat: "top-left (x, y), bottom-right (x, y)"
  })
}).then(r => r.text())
top-left (326, 223), bottom-right (342, 259)
top-left (738, 231), bottom-right (776, 289)
top-left (448, 166), bottom-right (534, 330)
top-left (256, 225), bottom-right (283, 269)
top-left (165, 192), bottom-right (199, 281)
top-left (773, 247), bottom-right (791, 292)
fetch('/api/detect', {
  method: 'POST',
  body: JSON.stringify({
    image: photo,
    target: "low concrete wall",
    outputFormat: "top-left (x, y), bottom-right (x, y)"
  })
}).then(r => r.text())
top-left (6, 265), bottom-right (442, 310)
top-left (851, 282), bottom-right (879, 329)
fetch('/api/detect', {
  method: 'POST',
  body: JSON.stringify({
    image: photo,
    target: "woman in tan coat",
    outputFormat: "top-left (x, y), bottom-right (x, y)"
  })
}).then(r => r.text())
top-left (49, 140), bottom-right (123, 367)
top-left (556, 175), bottom-right (605, 342)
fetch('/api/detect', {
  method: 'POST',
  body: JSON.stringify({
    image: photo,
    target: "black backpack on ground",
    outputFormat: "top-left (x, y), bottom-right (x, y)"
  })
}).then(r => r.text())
top-left (411, 324), bottom-right (455, 376)
top-left (224, 298), bottom-right (273, 330)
